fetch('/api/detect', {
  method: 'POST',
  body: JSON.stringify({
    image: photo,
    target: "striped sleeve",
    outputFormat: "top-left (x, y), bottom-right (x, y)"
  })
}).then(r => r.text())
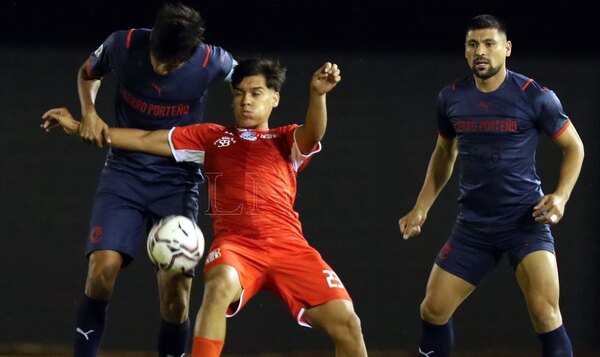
top-left (168, 124), bottom-right (210, 164)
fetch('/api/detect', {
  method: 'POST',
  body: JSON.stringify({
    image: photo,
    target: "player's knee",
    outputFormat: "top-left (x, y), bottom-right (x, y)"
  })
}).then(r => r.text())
top-left (327, 311), bottom-right (363, 343)
top-left (341, 312), bottom-right (363, 339)
top-left (420, 299), bottom-right (451, 324)
top-left (85, 261), bottom-right (120, 298)
top-left (160, 290), bottom-right (190, 323)
top-left (529, 299), bottom-right (562, 329)
top-left (202, 274), bottom-right (239, 309)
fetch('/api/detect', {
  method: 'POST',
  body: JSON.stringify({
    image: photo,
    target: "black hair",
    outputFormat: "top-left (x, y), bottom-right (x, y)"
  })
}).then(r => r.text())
top-left (151, 3), bottom-right (205, 63)
top-left (231, 58), bottom-right (287, 92)
top-left (466, 14), bottom-right (508, 37)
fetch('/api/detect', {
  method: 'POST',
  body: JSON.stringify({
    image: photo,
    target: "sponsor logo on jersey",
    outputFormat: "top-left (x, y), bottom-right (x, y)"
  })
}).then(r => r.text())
top-left (466, 144), bottom-right (501, 171)
top-left (452, 118), bottom-right (518, 133)
top-left (214, 136), bottom-right (236, 148)
top-left (121, 89), bottom-right (190, 117)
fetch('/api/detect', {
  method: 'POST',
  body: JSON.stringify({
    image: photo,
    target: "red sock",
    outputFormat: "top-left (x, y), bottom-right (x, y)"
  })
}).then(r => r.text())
top-left (191, 336), bottom-right (224, 357)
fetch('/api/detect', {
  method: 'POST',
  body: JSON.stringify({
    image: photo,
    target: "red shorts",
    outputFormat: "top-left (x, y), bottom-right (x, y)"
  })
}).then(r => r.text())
top-left (203, 234), bottom-right (352, 327)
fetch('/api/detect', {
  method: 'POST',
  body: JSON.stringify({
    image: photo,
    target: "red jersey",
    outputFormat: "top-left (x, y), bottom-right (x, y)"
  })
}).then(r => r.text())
top-left (169, 123), bottom-right (321, 240)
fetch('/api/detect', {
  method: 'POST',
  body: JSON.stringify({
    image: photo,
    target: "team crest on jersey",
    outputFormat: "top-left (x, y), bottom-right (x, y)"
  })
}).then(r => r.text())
top-left (239, 131), bottom-right (258, 141)
top-left (214, 136), bottom-right (236, 148)
top-left (93, 44), bottom-right (104, 57)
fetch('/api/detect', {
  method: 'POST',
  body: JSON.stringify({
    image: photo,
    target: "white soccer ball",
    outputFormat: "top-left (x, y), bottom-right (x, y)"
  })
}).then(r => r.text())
top-left (147, 215), bottom-right (204, 272)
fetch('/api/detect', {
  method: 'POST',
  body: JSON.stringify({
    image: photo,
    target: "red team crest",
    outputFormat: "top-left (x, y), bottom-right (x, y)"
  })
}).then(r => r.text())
top-left (89, 225), bottom-right (103, 244)
top-left (438, 242), bottom-right (452, 260)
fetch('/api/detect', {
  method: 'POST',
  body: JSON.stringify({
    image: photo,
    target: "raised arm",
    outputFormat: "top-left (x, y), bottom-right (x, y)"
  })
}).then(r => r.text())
top-left (295, 62), bottom-right (341, 154)
top-left (398, 135), bottom-right (458, 239)
top-left (532, 123), bottom-right (584, 224)
top-left (42, 107), bottom-right (173, 158)
top-left (77, 61), bottom-right (111, 147)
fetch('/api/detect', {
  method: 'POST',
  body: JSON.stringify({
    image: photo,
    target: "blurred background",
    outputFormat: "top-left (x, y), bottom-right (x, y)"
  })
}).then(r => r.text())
top-left (1, 0), bottom-right (598, 355)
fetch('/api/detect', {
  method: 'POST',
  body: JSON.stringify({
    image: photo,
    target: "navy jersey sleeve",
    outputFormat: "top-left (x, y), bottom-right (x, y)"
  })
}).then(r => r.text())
top-left (535, 89), bottom-right (570, 138)
top-left (86, 31), bottom-right (125, 79)
top-left (202, 44), bottom-right (235, 84)
top-left (436, 86), bottom-right (456, 139)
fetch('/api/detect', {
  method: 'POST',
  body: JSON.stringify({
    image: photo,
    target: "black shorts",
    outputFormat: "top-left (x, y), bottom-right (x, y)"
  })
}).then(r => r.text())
top-left (86, 169), bottom-right (200, 267)
top-left (434, 222), bottom-right (554, 285)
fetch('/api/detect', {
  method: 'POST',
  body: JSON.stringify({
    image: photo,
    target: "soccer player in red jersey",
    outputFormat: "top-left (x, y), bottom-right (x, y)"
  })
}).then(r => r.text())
top-left (42, 58), bottom-right (368, 357)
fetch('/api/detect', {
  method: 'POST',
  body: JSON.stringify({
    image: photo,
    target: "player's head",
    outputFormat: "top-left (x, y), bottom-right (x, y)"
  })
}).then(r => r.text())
top-left (230, 58), bottom-right (287, 130)
top-left (464, 14), bottom-right (512, 80)
top-left (150, 3), bottom-right (205, 75)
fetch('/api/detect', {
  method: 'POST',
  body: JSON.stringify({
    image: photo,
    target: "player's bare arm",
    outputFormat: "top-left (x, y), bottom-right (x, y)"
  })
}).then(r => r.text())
top-left (295, 62), bottom-right (341, 154)
top-left (399, 135), bottom-right (457, 239)
top-left (77, 62), bottom-right (111, 147)
top-left (533, 124), bottom-right (584, 225)
top-left (42, 107), bottom-right (173, 158)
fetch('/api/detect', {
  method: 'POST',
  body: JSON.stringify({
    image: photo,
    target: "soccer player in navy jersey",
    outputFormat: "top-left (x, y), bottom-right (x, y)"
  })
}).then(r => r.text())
top-left (398, 15), bottom-right (584, 357)
top-left (42, 58), bottom-right (367, 357)
top-left (69, 3), bottom-right (235, 357)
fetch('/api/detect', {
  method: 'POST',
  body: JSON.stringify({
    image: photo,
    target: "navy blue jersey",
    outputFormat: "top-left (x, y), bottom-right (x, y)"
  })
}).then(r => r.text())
top-left (86, 28), bottom-right (235, 183)
top-left (437, 70), bottom-right (570, 226)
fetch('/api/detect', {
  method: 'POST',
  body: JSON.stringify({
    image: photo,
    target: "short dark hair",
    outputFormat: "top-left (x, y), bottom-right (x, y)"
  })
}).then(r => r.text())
top-left (151, 3), bottom-right (205, 63)
top-left (466, 14), bottom-right (507, 36)
top-left (231, 58), bottom-right (287, 92)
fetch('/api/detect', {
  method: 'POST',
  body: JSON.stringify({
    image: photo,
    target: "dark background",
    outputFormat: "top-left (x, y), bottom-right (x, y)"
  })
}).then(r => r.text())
top-left (1, 0), bottom-right (598, 355)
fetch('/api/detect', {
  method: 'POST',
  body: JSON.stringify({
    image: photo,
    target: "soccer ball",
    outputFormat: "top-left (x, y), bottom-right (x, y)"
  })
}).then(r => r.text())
top-left (147, 215), bottom-right (204, 272)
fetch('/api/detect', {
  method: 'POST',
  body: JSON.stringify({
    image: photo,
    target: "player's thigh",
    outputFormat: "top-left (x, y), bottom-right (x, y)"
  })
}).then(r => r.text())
top-left (515, 250), bottom-right (560, 305)
top-left (268, 240), bottom-right (351, 327)
top-left (303, 299), bottom-right (359, 332)
top-left (203, 236), bottom-right (270, 314)
top-left (421, 264), bottom-right (476, 322)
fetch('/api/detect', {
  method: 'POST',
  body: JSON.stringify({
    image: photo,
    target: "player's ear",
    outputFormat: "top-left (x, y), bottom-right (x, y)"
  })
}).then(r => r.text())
top-left (505, 40), bottom-right (512, 57)
top-left (272, 91), bottom-right (280, 108)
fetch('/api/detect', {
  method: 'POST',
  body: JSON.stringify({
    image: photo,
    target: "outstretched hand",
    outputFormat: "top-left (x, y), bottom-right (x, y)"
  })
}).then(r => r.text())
top-left (311, 62), bottom-right (341, 95)
top-left (41, 107), bottom-right (81, 135)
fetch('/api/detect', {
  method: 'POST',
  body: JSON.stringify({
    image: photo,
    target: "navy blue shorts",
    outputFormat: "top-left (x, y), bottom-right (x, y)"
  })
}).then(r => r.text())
top-left (86, 169), bottom-right (201, 267)
top-left (434, 222), bottom-right (554, 285)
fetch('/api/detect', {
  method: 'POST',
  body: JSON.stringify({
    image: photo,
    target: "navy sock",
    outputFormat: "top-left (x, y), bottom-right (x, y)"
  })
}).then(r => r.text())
top-left (538, 325), bottom-right (573, 357)
top-left (158, 319), bottom-right (190, 357)
top-left (419, 318), bottom-right (453, 357)
top-left (73, 295), bottom-right (109, 357)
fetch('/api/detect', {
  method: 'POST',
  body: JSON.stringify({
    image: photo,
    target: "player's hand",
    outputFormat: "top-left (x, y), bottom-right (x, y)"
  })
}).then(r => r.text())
top-left (532, 193), bottom-right (566, 225)
top-left (310, 62), bottom-right (341, 95)
top-left (41, 107), bottom-right (80, 135)
top-left (79, 110), bottom-right (111, 148)
top-left (399, 209), bottom-right (427, 240)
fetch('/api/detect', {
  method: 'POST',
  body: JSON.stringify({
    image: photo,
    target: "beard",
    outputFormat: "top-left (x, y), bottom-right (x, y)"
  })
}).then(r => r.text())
top-left (471, 62), bottom-right (502, 80)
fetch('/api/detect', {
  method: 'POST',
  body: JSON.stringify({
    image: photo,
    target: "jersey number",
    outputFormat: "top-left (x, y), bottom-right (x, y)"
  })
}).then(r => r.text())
top-left (323, 270), bottom-right (344, 288)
